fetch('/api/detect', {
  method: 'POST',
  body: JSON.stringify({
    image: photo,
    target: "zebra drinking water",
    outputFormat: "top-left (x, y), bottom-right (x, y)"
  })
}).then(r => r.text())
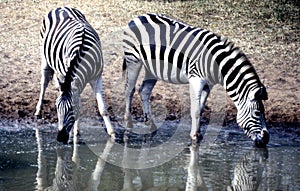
top-left (35, 7), bottom-right (115, 143)
top-left (123, 13), bottom-right (269, 147)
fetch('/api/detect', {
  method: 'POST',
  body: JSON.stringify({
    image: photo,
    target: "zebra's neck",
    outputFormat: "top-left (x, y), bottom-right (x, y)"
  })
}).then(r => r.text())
top-left (220, 57), bottom-right (263, 107)
top-left (199, 37), bottom-right (263, 107)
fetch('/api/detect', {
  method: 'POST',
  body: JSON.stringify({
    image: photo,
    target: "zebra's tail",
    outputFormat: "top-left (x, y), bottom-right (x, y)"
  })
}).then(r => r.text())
top-left (122, 58), bottom-right (127, 79)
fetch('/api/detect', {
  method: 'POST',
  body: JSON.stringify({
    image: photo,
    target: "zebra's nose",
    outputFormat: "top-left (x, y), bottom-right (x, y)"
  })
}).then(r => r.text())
top-left (57, 128), bottom-right (69, 144)
top-left (252, 129), bottom-right (269, 148)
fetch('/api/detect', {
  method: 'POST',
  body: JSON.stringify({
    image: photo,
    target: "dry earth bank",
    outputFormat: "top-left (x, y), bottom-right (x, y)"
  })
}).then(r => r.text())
top-left (0, 0), bottom-right (299, 129)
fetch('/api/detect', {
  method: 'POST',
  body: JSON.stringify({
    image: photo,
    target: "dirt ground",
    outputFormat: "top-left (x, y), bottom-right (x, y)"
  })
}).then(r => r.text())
top-left (0, 0), bottom-right (299, 128)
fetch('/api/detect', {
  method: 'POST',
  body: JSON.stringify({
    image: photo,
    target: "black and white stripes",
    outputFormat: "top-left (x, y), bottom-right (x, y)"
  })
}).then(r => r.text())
top-left (123, 13), bottom-right (269, 147)
top-left (41, 7), bottom-right (103, 91)
top-left (35, 7), bottom-right (114, 143)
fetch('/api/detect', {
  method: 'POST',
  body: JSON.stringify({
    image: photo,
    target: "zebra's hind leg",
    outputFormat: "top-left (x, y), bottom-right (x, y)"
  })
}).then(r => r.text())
top-left (91, 77), bottom-right (115, 138)
top-left (139, 77), bottom-right (157, 121)
top-left (139, 77), bottom-right (157, 132)
top-left (123, 58), bottom-right (142, 128)
top-left (35, 65), bottom-right (54, 119)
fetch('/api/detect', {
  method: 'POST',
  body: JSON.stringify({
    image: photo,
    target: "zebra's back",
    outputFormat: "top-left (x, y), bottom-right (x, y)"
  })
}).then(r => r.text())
top-left (41, 7), bottom-right (103, 92)
top-left (124, 13), bottom-right (226, 84)
top-left (124, 14), bottom-right (265, 102)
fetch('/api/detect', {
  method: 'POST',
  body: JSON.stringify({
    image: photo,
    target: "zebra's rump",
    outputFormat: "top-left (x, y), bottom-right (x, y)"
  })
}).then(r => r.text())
top-left (41, 7), bottom-right (103, 91)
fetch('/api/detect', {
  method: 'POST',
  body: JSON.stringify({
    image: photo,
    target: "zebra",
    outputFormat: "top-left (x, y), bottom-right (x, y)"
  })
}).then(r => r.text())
top-left (122, 13), bottom-right (269, 147)
top-left (35, 7), bottom-right (115, 143)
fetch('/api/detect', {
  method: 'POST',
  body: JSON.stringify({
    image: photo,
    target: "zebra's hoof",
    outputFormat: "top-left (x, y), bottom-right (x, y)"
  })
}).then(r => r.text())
top-left (35, 115), bottom-right (41, 119)
top-left (34, 114), bottom-right (43, 121)
top-left (190, 132), bottom-right (202, 144)
top-left (145, 119), bottom-right (158, 132)
top-left (125, 120), bottom-right (133, 129)
top-left (34, 115), bottom-right (44, 124)
top-left (110, 132), bottom-right (116, 140)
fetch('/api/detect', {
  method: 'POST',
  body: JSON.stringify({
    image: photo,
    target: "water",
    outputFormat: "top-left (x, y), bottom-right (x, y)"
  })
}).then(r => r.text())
top-left (0, 122), bottom-right (300, 191)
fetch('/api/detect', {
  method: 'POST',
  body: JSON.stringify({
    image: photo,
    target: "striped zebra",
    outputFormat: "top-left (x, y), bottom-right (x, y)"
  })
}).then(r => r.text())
top-left (35, 7), bottom-right (115, 143)
top-left (122, 13), bottom-right (269, 147)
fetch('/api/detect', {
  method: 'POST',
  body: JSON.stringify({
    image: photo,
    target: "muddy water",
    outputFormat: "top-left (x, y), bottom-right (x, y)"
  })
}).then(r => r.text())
top-left (0, 122), bottom-right (300, 191)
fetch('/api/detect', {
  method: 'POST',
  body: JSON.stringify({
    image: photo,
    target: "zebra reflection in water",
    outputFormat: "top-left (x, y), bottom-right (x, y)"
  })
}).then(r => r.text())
top-left (35, 129), bottom-right (80, 191)
top-left (35, 130), bottom-right (268, 190)
top-left (228, 148), bottom-right (268, 191)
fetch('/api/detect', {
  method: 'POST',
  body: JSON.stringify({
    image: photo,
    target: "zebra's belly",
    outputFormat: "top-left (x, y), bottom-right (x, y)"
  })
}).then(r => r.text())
top-left (143, 59), bottom-right (189, 84)
top-left (158, 71), bottom-right (189, 84)
top-left (159, 77), bottom-right (189, 84)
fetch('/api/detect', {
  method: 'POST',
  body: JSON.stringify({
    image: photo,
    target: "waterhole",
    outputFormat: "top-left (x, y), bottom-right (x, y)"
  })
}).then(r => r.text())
top-left (0, 121), bottom-right (299, 191)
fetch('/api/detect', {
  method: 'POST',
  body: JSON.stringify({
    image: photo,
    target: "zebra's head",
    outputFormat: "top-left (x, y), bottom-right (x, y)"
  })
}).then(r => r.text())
top-left (237, 86), bottom-right (269, 147)
top-left (56, 90), bottom-right (78, 144)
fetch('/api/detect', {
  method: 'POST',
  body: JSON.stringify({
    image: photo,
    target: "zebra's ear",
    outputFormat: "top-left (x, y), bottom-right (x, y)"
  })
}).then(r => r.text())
top-left (258, 86), bottom-right (268, 100)
top-left (249, 87), bottom-right (268, 101)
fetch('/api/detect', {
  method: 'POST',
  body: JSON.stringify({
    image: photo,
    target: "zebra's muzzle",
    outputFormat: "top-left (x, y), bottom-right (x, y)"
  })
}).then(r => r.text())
top-left (57, 127), bottom-right (70, 144)
top-left (252, 128), bottom-right (269, 148)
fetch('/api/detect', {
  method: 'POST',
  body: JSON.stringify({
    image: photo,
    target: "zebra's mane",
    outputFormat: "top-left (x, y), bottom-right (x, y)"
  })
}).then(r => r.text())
top-left (153, 13), bottom-right (196, 29)
top-left (209, 35), bottom-right (265, 104)
top-left (56, 90), bottom-right (73, 114)
top-left (225, 58), bottom-right (263, 105)
top-left (60, 24), bottom-right (86, 93)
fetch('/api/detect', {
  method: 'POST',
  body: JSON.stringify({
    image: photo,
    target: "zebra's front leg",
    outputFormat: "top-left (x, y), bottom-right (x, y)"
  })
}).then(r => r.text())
top-left (189, 78), bottom-right (207, 142)
top-left (199, 84), bottom-right (211, 113)
top-left (71, 87), bottom-right (81, 142)
top-left (35, 66), bottom-right (54, 118)
top-left (73, 120), bottom-right (79, 136)
top-left (91, 77), bottom-right (115, 138)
